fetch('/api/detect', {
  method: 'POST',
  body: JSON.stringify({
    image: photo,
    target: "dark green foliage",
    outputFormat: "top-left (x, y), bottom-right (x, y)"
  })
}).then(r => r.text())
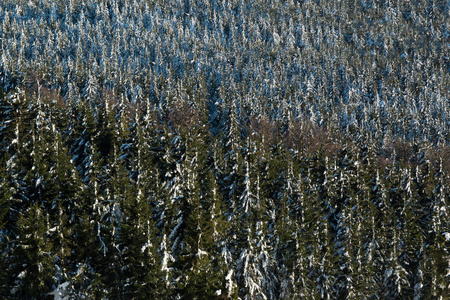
top-left (0, 158), bottom-right (11, 296)
top-left (0, 90), bottom-right (449, 298)
top-left (11, 204), bottom-right (55, 298)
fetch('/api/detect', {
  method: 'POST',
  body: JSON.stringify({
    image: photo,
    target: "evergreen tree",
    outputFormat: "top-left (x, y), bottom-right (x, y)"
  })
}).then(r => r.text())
top-left (115, 105), bottom-right (168, 298)
top-left (69, 137), bottom-right (108, 298)
top-left (47, 128), bottom-right (82, 288)
top-left (427, 160), bottom-right (450, 299)
top-left (0, 156), bottom-right (11, 296)
top-left (10, 204), bottom-right (55, 299)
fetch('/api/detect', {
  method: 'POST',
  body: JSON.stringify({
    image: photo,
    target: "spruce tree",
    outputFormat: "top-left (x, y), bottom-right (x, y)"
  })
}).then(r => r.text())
top-left (0, 157), bottom-right (11, 296)
top-left (11, 204), bottom-right (55, 299)
top-left (427, 160), bottom-right (450, 299)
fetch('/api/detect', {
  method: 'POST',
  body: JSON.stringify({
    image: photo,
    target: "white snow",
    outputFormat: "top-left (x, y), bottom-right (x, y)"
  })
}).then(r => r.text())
top-left (226, 269), bottom-right (234, 295)
top-left (385, 268), bottom-right (392, 278)
top-left (196, 248), bottom-right (208, 257)
top-left (273, 31), bottom-right (281, 45)
top-left (18, 270), bottom-right (26, 279)
top-left (48, 282), bottom-right (69, 300)
top-left (141, 241), bottom-right (152, 253)
top-left (444, 232), bottom-right (450, 242)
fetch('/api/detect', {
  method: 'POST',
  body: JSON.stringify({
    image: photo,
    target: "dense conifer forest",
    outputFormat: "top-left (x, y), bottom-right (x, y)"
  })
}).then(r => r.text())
top-left (0, 0), bottom-right (449, 298)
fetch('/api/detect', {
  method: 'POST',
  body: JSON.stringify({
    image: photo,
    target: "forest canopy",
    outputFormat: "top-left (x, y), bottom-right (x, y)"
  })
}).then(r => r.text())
top-left (0, 0), bottom-right (449, 299)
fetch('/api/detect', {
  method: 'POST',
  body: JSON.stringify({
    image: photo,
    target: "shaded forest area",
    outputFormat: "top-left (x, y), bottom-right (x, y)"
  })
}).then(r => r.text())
top-left (0, 0), bottom-right (449, 299)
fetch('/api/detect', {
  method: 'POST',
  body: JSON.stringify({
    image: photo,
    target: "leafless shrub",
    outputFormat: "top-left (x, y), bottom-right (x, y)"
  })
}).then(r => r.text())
top-left (283, 119), bottom-right (342, 156)
top-left (167, 100), bottom-right (202, 132)
top-left (247, 115), bottom-right (280, 148)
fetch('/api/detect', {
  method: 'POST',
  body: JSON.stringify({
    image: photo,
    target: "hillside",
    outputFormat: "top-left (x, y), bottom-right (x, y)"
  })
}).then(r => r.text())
top-left (0, 0), bottom-right (449, 298)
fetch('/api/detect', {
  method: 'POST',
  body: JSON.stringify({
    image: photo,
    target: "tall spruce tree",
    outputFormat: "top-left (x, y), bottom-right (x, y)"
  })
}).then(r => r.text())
top-left (11, 203), bottom-right (55, 299)
top-left (0, 156), bottom-right (11, 296)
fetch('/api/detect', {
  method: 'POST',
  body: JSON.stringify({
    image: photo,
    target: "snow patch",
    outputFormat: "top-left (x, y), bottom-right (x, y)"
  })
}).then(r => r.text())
top-left (48, 282), bottom-right (69, 300)
top-left (141, 241), bottom-right (152, 253)
top-left (196, 248), bottom-right (208, 257)
top-left (226, 269), bottom-right (234, 295)
top-left (18, 270), bottom-right (26, 279)
top-left (385, 268), bottom-right (392, 278)
top-left (444, 232), bottom-right (450, 242)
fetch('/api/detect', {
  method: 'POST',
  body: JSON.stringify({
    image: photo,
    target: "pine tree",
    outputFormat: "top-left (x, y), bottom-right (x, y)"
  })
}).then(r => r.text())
top-left (427, 160), bottom-right (450, 299)
top-left (211, 139), bottom-right (239, 299)
top-left (234, 138), bottom-right (278, 300)
top-left (119, 173), bottom-right (166, 299)
top-left (66, 98), bottom-right (98, 177)
top-left (171, 116), bottom-right (229, 299)
top-left (400, 167), bottom-right (427, 298)
top-left (381, 167), bottom-right (409, 299)
top-left (10, 203), bottom-right (55, 298)
top-left (115, 105), bottom-right (168, 298)
top-left (273, 148), bottom-right (298, 299)
top-left (0, 156), bottom-right (11, 296)
top-left (292, 160), bottom-right (316, 298)
top-left (331, 150), bottom-right (360, 299)
top-left (298, 154), bottom-right (338, 299)
top-left (47, 128), bottom-right (83, 288)
top-left (70, 137), bottom-right (108, 298)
